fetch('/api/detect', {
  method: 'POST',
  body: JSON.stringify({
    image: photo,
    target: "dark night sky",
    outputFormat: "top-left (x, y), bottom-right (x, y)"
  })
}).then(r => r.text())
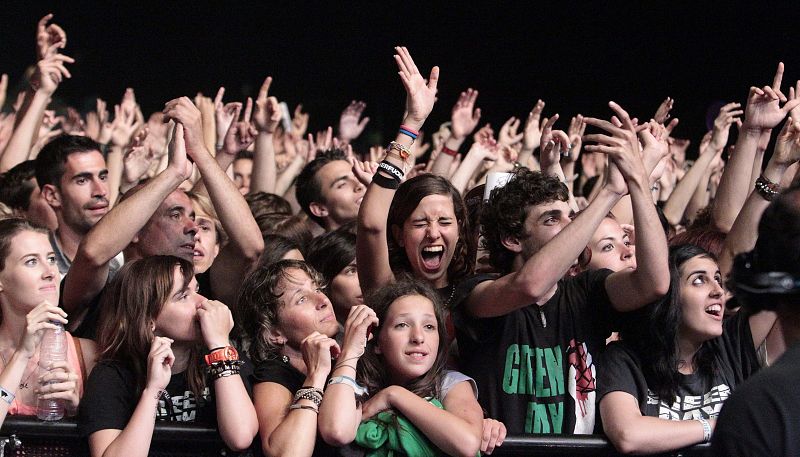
top-left (2, 2), bottom-right (799, 157)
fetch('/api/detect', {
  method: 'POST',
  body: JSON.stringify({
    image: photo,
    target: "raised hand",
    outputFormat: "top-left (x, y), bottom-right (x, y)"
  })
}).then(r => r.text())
top-left (197, 300), bottom-right (234, 350)
top-left (742, 62), bottom-right (800, 131)
top-left (395, 46), bottom-right (439, 130)
top-left (771, 117), bottom-right (800, 167)
top-left (498, 117), bottom-right (524, 147)
top-left (36, 14), bottom-right (67, 60)
top-left (223, 116), bottom-right (257, 157)
top-left (787, 80), bottom-right (800, 121)
top-left (338, 100), bottom-right (370, 142)
top-left (350, 157), bottom-right (378, 187)
top-left (308, 126), bottom-right (333, 153)
top-left (522, 99), bottom-right (546, 151)
top-left (638, 120), bottom-right (671, 177)
top-left (123, 128), bottom-right (153, 184)
top-left (213, 87), bottom-right (242, 145)
top-left (450, 88), bottom-right (481, 140)
top-left (19, 301), bottom-right (67, 359)
top-left (31, 51), bottom-right (74, 95)
top-left (710, 102), bottom-right (743, 151)
top-left (653, 97), bottom-right (674, 124)
top-left (583, 102), bottom-right (647, 184)
top-left (166, 123), bottom-right (193, 180)
top-left (301, 332), bottom-right (340, 385)
top-left (291, 104), bottom-right (310, 138)
top-left (564, 115), bottom-right (586, 164)
top-left (338, 305), bottom-right (379, 363)
top-left (163, 97), bottom-right (206, 157)
top-left (253, 76), bottom-right (282, 134)
top-left (110, 104), bottom-right (139, 148)
top-left (146, 337), bottom-right (175, 392)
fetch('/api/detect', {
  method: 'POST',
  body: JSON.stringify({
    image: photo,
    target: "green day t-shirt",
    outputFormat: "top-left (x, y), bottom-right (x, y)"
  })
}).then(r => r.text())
top-left (454, 269), bottom-right (615, 435)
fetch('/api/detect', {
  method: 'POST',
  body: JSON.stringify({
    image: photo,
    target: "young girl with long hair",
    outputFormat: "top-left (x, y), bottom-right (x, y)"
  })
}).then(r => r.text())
top-left (319, 278), bottom-right (483, 457)
top-left (79, 255), bottom-right (257, 457)
top-left (598, 244), bottom-right (776, 454)
top-left (0, 217), bottom-right (95, 424)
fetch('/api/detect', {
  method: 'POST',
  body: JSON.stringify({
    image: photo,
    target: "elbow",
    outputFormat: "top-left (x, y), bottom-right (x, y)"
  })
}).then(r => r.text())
top-left (608, 429), bottom-right (646, 455)
top-left (224, 433), bottom-right (255, 453)
top-left (453, 436), bottom-right (481, 457)
top-left (319, 423), bottom-right (355, 448)
top-left (77, 241), bottom-right (110, 269)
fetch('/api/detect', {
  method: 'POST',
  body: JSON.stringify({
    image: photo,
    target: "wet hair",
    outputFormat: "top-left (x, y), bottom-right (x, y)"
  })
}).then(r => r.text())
top-left (246, 192), bottom-right (292, 219)
top-left (305, 222), bottom-right (357, 285)
top-left (258, 234), bottom-right (303, 269)
top-left (237, 259), bottom-right (325, 364)
top-left (0, 161), bottom-right (37, 211)
top-left (185, 190), bottom-right (227, 245)
top-left (96, 256), bottom-right (206, 398)
top-left (669, 228), bottom-right (726, 258)
top-left (358, 276), bottom-right (448, 399)
top-left (34, 134), bottom-right (102, 188)
top-left (387, 174), bottom-right (473, 284)
top-left (295, 148), bottom-right (348, 226)
top-left (480, 168), bottom-right (569, 274)
top-left (620, 244), bottom-right (719, 403)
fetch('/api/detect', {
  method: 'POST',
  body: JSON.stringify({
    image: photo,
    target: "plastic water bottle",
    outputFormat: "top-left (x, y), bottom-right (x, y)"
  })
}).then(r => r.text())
top-left (36, 322), bottom-right (67, 421)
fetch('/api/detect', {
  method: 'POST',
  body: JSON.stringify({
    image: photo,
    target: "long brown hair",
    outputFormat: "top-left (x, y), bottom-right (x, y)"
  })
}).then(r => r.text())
top-left (387, 174), bottom-right (473, 285)
top-left (358, 276), bottom-right (448, 399)
top-left (96, 255), bottom-right (206, 398)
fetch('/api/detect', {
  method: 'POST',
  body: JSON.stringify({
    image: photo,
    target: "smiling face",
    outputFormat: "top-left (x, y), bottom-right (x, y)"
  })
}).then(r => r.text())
top-left (274, 267), bottom-right (339, 348)
top-left (154, 267), bottom-right (204, 343)
top-left (677, 255), bottom-right (725, 345)
top-left (396, 194), bottom-right (458, 288)
top-left (376, 294), bottom-right (440, 385)
top-left (0, 230), bottom-right (59, 313)
top-left (586, 217), bottom-right (636, 272)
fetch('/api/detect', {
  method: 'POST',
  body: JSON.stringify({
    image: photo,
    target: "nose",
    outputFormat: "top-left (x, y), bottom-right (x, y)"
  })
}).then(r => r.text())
top-left (186, 217), bottom-right (199, 239)
top-left (315, 291), bottom-right (329, 310)
top-left (710, 281), bottom-right (724, 298)
top-left (620, 243), bottom-right (634, 261)
top-left (92, 177), bottom-right (108, 198)
top-left (425, 223), bottom-right (441, 241)
top-left (354, 179), bottom-right (365, 195)
top-left (42, 262), bottom-right (56, 280)
top-left (410, 324), bottom-right (425, 344)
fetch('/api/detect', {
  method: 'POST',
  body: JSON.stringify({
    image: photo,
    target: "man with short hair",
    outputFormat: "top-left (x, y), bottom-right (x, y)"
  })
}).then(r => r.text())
top-left (35, 135), bottom-right (113, 277)
top-left (295, 149), bottom-right (365, 232)
top-left (0, 160), bottom-right (57, 230)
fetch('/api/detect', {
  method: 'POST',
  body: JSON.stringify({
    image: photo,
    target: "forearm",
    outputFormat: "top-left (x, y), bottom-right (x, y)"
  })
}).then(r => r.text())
top-left (750, 144), bottom-right (766, 190)
top-left (605, 415), bottom-right (707, 454)
top-left (450, 150), bottom-right (487, 194)
top-left (388, 387), bottom-right (481, 457)
top-left (0, 351), bottom-right (32, 426)
top-left (318, 364), bottom-right (360, 446)
top-left (685, 170), bottom-right (712, 224)
top-left (712, 129), bottom-right (760, 231)
top-left (430, 136), bottom-right (462, 176)
top-left (663, 150), bottom-right (717, 226)
top-left (626, 178), bottom-right (670, 305)
top-left (193, 151), bottom-right (263, 261)
top-left (106, 146), bottom-right (124, 207)
top-left (213, 376), bottom-right (258, 451)
top-left (95, 388), bottom-right (160, 457)
top-left (517, 146), bottom-right (535, 168)
top-left (0, 90), bottom-right (48, 172)
top-left (251, 132), bottom-right (277, 194)
top-left (275, 155), bottom-right (304, 197)
top-left (263, 375), bottom-right (326, 457)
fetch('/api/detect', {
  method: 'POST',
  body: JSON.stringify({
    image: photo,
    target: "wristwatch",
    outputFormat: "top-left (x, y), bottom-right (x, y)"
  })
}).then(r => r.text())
top-left (204, 346), bottom-right (239, 366)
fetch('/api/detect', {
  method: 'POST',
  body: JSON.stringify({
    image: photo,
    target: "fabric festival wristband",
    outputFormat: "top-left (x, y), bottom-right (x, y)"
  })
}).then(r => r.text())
top-left (372, 172), bottom-right (400, 189)
top-left (378, 161), bottom-right (404, 181)
top-left (441, 145), bottom-right (458, 157)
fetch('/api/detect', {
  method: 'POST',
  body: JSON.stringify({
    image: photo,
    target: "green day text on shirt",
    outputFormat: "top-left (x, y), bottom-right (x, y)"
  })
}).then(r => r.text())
top-left (501, 339), bottom-right (597, 434)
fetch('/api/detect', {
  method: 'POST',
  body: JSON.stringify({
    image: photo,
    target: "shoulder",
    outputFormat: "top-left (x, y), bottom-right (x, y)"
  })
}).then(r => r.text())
top-left (439, 370), bottom-right (478, 400)
top-left (252, 357), bottom-right (302, 389)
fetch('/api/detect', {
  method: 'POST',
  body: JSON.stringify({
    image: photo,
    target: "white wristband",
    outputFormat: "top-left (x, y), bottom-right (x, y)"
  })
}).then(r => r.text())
top-left (697, 418), bottom-right (712, 443)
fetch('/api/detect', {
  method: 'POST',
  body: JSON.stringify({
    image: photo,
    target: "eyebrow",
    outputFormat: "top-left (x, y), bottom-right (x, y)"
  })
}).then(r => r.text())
top-left (538, 210), bottom-right (563, 221)
top-left (686, 269), bottom-right (720, 278)
top-left (329, 176), bottom-right (350, 188)
top-left (396, 313), bottom-right (436, 319)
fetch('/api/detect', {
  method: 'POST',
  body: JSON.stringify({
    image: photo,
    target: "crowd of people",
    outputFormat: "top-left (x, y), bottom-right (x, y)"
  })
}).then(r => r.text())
top-left (0, 13), bottom-right (797, 457)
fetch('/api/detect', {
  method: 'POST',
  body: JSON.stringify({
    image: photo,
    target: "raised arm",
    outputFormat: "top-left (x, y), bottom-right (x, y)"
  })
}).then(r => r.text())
top-left (251, 76), bottom-right (280, 194)
top-left (357, 46), bottom-right (439, 294)
top-left (1, 51), bottom-right (73, 172)
top-left (713, 63), bottom-right (800, 232)
top-left (63, 123), bottom-right (193, 314)
top-left (663, 132), bottom-right (720, 226)
top-left (337, 100), bottom-right (370, 143)
top-left (517, 99), bottom-right (546, 168)
top-left (163, 97), bottom-right (264, 306)
top-left (449, 139), bottom-right (498, 194)
top-left (430, 89), bottom-right (479, 176)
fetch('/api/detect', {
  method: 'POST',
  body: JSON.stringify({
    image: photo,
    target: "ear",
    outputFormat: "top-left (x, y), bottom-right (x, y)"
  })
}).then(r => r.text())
top-left (41, 184), bottom-right (62, 208)
top-left (501, 235), bottom-right (523, 253)
top-left (308, 201), bottom-right (329, 218)
top-left (391, 224), bottom-right (404, 248)
top-left (373, 341), bottom-right (382, 355)
top-left (268, 331), bottom-right (286, 346)
top-left (149, 320), bottom-right (156, 333)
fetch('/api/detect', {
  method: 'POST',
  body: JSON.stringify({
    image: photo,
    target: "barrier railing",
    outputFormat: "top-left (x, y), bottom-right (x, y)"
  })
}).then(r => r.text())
top-left (0, 416), bottom-right (712, 456)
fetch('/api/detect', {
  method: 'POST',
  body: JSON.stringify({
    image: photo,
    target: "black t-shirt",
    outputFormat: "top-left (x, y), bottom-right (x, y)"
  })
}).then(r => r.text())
top-left (79, 360), bottom-right (217, 438)
top-left (597, 311), bottom-right (759, 420)
top-left (710, 342), bottom-right (800, 457)
top-left (455, 269), bottom-right (615, 435)
top-left (252, 357), bottom-right (338, 457)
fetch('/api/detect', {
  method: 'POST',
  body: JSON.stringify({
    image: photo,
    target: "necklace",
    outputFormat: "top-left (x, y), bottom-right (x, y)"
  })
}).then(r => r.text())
top-left (0, 350), bottom-right (35, 390)
top-left (443, 284), bottom-right (456, 308)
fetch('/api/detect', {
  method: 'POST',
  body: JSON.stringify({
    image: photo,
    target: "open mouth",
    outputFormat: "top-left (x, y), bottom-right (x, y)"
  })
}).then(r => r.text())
top-left (405, 351), bottom-right (428, 360)
top-left (705, 303), bottom-right (723, 319)
top-left (420, 245), bottom-right (444, 271)
top-left (193, 249), bottom-right (204, 259)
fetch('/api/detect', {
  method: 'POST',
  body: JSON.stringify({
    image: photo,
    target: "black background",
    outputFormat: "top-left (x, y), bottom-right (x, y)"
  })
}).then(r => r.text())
top-left (2, 1), bottom-right (798, 158)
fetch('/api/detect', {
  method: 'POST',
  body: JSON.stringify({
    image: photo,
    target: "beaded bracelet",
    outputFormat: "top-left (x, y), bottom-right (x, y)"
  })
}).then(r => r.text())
top-left (754, 174), bottom-right (780, 201)
top-left (293, 387), bottom-right (323, 407)
top-left (289, 404), bottom-right (319, 414)
top-left (388, 141), bottom-right (412, 160)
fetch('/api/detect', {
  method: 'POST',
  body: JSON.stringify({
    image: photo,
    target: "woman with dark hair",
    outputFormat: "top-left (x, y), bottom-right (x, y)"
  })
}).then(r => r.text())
top-left (357, 47), bottom-right (473, 310)
top-left (319, 277), bottom-right (483, 457)
top-left (306, 223), bottom-right (362, 325)
top-left (0, 217), bottom-right (95, 424)
top-left (237, 259), bottom-right (340, 457)
top-left (79, 255), bottom-right (257, 457)
top-left (598, 244), bottom-right (775, 454)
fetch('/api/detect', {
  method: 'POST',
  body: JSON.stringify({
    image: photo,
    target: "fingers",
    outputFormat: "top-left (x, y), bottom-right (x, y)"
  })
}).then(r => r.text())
top-left (772, 61), bottom-right (785, 92)
top-left (527, 99), bottom-right (545, 125)
top-left (213, 87), bottom-right (225, 108)
top-left (427, 66), bottom-right (440, 91)
top-left (258, 76), bottom-right (273, 101)
top-left (242, 97), bottom-right (253, 123)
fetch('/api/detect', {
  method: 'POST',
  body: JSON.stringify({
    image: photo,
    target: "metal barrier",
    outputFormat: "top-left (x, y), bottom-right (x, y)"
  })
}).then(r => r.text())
top-left (0, 416), bottom-right (712, 456)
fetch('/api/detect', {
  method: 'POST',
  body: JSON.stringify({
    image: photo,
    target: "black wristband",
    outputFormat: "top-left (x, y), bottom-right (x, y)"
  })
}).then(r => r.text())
top-left (378, 161), bottom-right (404, 181)
top-left (372, 171), bottom-right (400, 189)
